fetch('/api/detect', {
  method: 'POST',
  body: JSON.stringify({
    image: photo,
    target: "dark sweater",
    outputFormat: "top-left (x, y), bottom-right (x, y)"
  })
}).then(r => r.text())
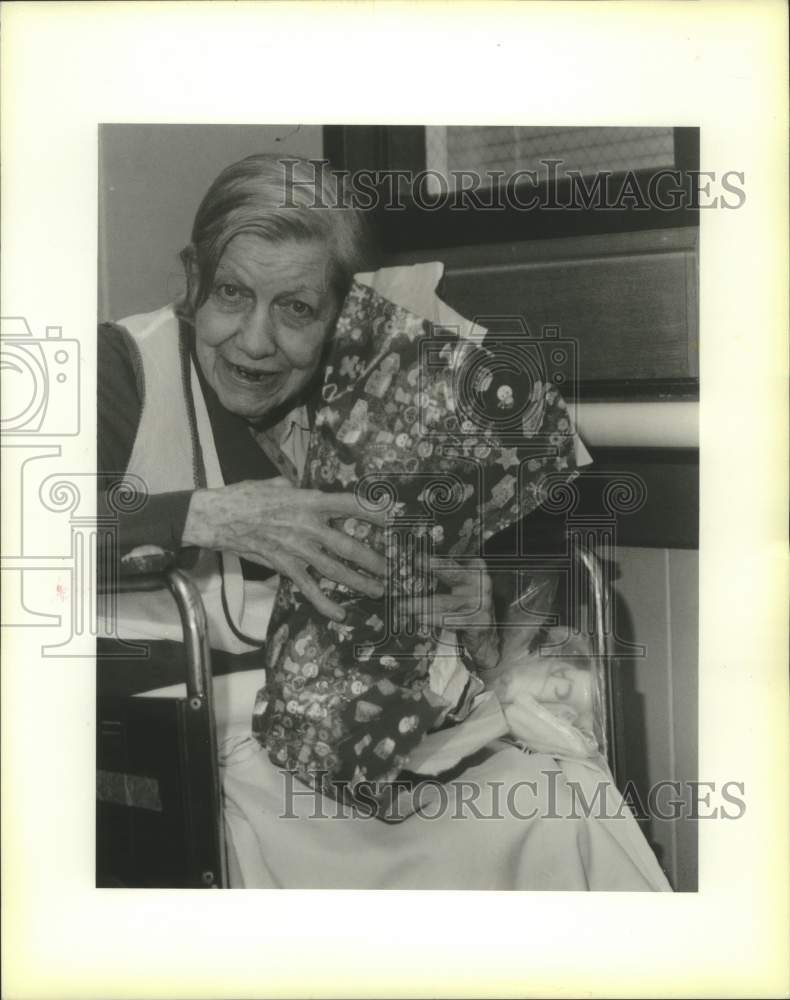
top-left (97, 320), bottom-right (284, 580)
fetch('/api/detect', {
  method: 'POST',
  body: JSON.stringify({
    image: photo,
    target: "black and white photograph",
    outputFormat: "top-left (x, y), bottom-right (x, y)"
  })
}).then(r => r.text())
top-left (95, 123), bottom-right (701, 892)
top-left (2, 3), bottom-right (787, 998)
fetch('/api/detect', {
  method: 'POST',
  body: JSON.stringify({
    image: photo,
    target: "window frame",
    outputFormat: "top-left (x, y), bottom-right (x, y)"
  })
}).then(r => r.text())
top-left (323, 125), bottom-right (699, 253)
top-left (324, 125), bottom-right (699, 403)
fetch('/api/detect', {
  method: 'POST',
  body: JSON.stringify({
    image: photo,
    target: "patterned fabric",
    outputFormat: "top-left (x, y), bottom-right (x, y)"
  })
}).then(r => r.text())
top-left (251, 277), bottom-right (582, 806)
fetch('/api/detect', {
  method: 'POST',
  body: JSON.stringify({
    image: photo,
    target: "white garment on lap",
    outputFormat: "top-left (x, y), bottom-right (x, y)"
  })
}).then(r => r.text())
top-left (221, 732), bottom-right (672, 891)
top-left (138, 659), bottom-right (670, 890)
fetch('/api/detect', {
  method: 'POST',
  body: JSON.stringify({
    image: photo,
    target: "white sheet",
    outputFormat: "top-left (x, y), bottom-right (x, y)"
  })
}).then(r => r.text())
top-left (138, 670), bottom-right (672, 891)
top-left (221, 730), bottom-right (672, 891)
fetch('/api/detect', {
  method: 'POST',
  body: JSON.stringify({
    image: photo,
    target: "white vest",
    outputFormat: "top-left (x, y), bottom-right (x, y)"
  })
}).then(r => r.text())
top-left (102, 292), bottom-right (470, 696)
top-left (102, 305), bottom-right (301, 653)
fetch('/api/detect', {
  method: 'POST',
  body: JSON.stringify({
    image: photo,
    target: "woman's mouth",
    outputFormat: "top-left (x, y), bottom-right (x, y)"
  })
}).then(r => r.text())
top-left (223, 358), bottom-right (284, 386)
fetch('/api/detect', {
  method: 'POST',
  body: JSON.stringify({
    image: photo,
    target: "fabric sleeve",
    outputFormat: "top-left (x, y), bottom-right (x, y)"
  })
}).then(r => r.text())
top-left (98, 322), bottom-right (193, 556)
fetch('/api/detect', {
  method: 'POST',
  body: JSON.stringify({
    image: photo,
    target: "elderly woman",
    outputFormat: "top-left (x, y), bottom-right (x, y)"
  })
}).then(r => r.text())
top-left (98, 153), bottom-right (670, 891)
top-left (99, 156), bottom-right (387, 671)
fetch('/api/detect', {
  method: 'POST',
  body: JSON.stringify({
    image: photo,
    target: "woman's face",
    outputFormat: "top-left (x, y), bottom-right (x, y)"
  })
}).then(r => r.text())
top-left (193, 234), bottom-right (337, 422)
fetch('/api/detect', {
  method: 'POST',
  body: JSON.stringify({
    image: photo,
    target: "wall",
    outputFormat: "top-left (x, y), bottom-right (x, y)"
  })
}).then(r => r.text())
top-left (98, 124), bottom-right (323, 322)
top-left (391, 226), bottom-right (699, 393)
top-left (612, 545), bottom-right (699, 891)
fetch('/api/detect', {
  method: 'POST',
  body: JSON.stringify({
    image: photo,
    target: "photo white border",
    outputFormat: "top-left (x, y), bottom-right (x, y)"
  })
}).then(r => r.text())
top-left (2, 2), bottom-right (788, 997)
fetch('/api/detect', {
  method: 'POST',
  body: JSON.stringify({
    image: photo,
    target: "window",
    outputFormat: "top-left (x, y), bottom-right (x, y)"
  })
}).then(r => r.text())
top-left (323, 125), bottom-right (699, 401)
top-left (324, 125), bottom-right (699, 252)
top-left (425, 125), bottom-right (676, 186)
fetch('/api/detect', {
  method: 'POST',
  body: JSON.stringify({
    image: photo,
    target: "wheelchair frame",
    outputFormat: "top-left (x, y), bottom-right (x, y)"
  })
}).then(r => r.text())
top-left (97, 562), bottom-right (226, 888)
top-left (97, 544), bottom-right (617, 889)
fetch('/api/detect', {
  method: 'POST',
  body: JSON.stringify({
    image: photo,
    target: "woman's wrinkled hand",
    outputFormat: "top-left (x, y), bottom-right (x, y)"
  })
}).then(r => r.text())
top-left (395, 557), bottom-right (501, 671)
top-left (183, 478), bottom-right (388, 621)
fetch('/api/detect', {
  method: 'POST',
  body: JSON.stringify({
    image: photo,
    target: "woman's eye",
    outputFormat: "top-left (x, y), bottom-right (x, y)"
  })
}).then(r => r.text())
top-left (282, 300), bottom-right (314, 320)
top-left (214, 283), bottom-right (245, 305)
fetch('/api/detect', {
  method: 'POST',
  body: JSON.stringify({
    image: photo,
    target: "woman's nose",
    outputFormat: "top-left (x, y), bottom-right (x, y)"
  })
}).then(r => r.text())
top-left (237, 305), bottom-right (277, 358)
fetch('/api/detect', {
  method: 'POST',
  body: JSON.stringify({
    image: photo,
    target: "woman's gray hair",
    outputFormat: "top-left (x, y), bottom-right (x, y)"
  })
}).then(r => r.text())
top-left (178, 153), bottom-right (371, 321)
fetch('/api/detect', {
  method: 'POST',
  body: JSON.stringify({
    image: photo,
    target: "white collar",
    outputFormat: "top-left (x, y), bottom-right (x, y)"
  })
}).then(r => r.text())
top-left (277, 405), bottom-right (311, 443)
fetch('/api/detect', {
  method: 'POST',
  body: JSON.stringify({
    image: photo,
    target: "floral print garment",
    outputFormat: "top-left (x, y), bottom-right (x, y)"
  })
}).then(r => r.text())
top-left (251, 278), bottom-right (582, 805)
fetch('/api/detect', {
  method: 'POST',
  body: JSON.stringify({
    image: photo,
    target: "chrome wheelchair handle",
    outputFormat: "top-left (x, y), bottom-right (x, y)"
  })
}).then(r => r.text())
top-left (162, 568), bottom-right (228, 888)
top-left (163, 568), bottom-right (212, 705)
top-left (575, 544), bottom-right (616, 778)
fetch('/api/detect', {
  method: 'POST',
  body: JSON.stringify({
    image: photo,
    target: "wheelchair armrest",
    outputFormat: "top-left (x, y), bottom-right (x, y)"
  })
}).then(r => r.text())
top-left (102, 546), bottom-right (212, 705)
top-left (109, 545), bottom-right (177, 593)
top-left (120, 545), bottom-right (175, 575)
